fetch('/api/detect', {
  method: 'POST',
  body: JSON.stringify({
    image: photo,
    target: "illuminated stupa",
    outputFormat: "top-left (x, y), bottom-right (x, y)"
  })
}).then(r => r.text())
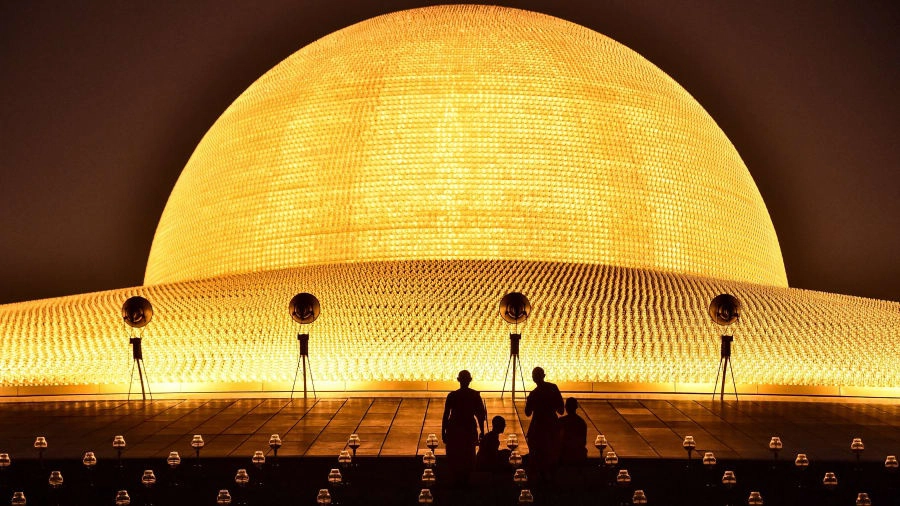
top-left (0, 6), bottom-right (897, 397)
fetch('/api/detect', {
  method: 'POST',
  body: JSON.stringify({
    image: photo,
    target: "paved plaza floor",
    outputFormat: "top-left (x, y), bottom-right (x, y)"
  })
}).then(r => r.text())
top-left (1, 395), bottom-right (897, 463)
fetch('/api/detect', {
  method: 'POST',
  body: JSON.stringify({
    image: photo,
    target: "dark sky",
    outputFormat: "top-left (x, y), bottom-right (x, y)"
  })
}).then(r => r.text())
top-left (1, 0), bottom-right (898, 304)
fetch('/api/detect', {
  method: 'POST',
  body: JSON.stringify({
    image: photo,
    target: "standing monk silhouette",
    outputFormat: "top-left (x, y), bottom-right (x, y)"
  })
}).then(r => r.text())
top-left (442, 370), bottom-right (487, 485)
top-left (524, 366), bottom-right (564, 481)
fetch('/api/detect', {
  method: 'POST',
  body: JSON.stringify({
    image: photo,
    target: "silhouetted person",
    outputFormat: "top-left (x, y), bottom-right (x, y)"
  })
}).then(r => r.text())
top-left (442, 370), bottom-right (487, 485)
top-left (558, 397), bottom-right (588, 466)
top-left (525, 366), bottom-right (564, 480)
top-left (476, 415), bottom-right (511, 472)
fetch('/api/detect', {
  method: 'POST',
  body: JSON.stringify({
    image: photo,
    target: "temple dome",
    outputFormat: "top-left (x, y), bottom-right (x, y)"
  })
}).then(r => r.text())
top-left (145, 5), bottom-right (787, 287)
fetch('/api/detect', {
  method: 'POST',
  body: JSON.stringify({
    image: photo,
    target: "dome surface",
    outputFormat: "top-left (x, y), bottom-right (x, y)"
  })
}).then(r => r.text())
top-left (145, 5), bottom-right (787, 287)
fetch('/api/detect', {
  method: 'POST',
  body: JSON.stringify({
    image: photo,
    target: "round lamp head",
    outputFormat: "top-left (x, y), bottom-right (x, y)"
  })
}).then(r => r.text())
top-left (122, 296), bottom-right (153, 328)
top-left (500, 292), bottom-right (531, 324)
top-left (289, 293), bottom-right (320, 324)
top-left (709, 294), bottom-right (741, 326)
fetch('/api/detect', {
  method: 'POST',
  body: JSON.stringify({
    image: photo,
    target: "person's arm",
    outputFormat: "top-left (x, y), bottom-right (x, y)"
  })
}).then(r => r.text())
top-left (554, 386), bottom-right (565, 415)
top-left (477, 394), bottom-right (487, 437)
top-left (442, 394), bottom-right (452, 443)
top-left (524, 390), bottom-right (534, 417)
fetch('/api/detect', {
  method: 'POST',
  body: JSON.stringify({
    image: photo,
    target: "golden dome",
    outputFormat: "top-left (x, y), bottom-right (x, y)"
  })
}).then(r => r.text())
top-left (145, 5), bottom-right (787, 287)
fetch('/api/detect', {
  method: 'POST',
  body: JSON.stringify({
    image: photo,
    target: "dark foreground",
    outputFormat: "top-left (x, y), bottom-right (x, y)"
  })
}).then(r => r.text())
top-left (1, 456), bottom-right (897, 505)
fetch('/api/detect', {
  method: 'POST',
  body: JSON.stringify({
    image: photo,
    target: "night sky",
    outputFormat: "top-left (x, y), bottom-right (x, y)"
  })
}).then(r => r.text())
top-left (2, 0), bottom-right (898, 304)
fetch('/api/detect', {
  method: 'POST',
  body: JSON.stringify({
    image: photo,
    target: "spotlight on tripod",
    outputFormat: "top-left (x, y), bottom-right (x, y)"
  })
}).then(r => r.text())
top-left (499, 292), bottom-right (531, 401)
top-left (289, 293), bottom-right (320, 400)
top-left (122, 296), bottom-right (153, 401)
top-left (708, 293), bottom-right (741, 402)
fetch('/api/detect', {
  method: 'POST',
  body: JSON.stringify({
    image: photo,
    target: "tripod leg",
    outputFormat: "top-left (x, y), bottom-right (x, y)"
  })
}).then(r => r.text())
top-left (720, 357), bottom-right (729, 402)
top-left (501, 355), bottom-right (513, 399)
top-left (302, 356), bottom-right (308, 400)
top-left (305, 356), bottom-right (317, 399)
top-left (712, 358), bottom-right (724, 402)
top-left (727, 357), bottom-right (738, 402)
top-left (136, 358), bottom-right (147, 401)
top-left (291, 352), bottom-right (302, 400)
top-left (139, 360), bottom-right (153, 401)
top-left (511, 353), bottom-right (517, 402)
top-left (128, 359), bottom-right (136, 401)
top-left (518, 355), bottom-right (527, 392)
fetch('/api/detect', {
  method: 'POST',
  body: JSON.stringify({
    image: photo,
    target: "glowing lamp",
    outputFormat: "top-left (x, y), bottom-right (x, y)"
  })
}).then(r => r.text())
top-left (421, 469), bottom-right (436, 487)
top-left (422, 450), bottom-right (436, 468)
top-left (141, 470), bottom-right (156, 488)
top-left (594, 434), bottom-right (607, 452)
top-left (338, 450), bottom-right (352, 469)
top-left (886, 455), bottom-right (898, 469)
top-left (235, 469), bottom-right (249, 486)
top-left (115, 490), bottom-right (131, 506)
top-left (722, 470), bottom-right (736, 487)
top-left (506, 434), bottom-right (520, 451)
top-left (216, 490), bottom-right (232, 505)
top-left (823, 472), bottom-right (838, 490)
top-left (518, 489), bottom-right (534, 504)
top-left (632, 490), bottom-right (648, 505)
top-left (604, 451), bottom-right (619, 466)
top-left (11, 492), bottom-right (26, 506)
top-left (426, 433), bottom-right (439, 452)
top-left (252, 451), bottom-right (265, 467)
top-left (513, 468), bottom-right (528, 486)
top-left (48, 470), bottom-right (63, 488)
top-left (82, 452), bottom-right (97, 468)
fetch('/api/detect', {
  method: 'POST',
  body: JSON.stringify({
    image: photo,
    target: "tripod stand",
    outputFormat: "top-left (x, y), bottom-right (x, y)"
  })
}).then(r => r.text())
top-left (291, 333), bottom-right (316, 399)
top-left (128, 337), bottom-right (152, 401)
top-left (712, 335), bottom-right (738, 401)
top-left (501, 333), bottom-right (527, 401)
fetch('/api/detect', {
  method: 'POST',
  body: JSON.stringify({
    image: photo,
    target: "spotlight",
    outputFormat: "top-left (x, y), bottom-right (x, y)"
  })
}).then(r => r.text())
top-left (709, 293), bottom-right (740, 326)
top-left (499, 292), bottom-right (531, 325)
top-left (122, 296), bottom-right (154, 401)
top-left (499, 292), bottom-right (530, 401)
top-left (122, 296), bottom-right (153, 328)
top-left (289, 293), bottom-right (320, 324)
top-left (289, 293), bottom-right (320, 400)
top-left (709, 294), bottom-right (740, 401)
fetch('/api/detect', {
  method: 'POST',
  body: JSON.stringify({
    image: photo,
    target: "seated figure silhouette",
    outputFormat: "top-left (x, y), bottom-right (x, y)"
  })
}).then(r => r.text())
top-left (558, 397), bottom-right (588, 466)
top-left (476, 415), bottom-right (511, 472)
top-left (442, 369), bottom-right (487, 485)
